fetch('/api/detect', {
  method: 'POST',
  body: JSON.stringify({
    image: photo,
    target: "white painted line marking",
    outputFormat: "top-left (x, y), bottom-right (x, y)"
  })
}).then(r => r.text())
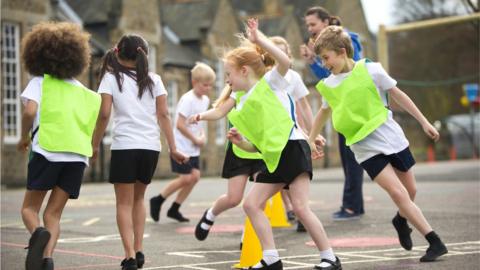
top-left (82, 217), bottom-right (100, 226)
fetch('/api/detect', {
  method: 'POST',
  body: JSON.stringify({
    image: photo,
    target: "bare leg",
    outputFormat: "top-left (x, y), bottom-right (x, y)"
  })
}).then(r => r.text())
top-left (160, 174), bottom-right (191, 198)
top-left (173, 169), bottom-right (200, 204)
top-left (42, 187), bottom-right (69, 257)
top-left (211, 175), bottom-right (248, 215)
top-left (132, 182), bottom-right (147, 253)
top-left (114, 183), bottom-right (135, 258)
top-left (21, 190), bottom-right (48, 233)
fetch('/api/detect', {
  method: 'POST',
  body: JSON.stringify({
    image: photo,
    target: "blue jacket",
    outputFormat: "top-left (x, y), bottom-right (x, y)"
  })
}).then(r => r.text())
top-left (309, 31), bottom-right (363, 79)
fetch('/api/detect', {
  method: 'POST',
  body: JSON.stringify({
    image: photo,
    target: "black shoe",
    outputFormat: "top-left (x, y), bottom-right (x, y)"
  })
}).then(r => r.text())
top-left (313, 256), bottom-right (342, 270)
top-left (42, 258), bottom-right (54, 270)
top-left (296, 221), bottom-right (306, 232)
top-left (149, 196), bottom-right (164, 222)
top-left (287, 210), bottom-right (296, 221)
top-left (26, 227), bottom-right (51, 270)
top-left (167, 208), bottom-right (190, 222)
top-left (248, 259), bottom-right (283, 270)
top-left (195, 210), bottom-right (214, 241)
top-left (121, 258), bottom-right (138, 270)
top-left (420, 242), bottom-right (448, 262)
top-left (392, 214), bottom-right (413, 250)
top-left (135, 251), bottom-right (145, 268)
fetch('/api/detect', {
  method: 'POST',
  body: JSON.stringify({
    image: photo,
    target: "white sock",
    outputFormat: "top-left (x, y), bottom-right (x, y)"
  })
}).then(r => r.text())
top-left (318, 248), bottom-right (336, 267)
top-left (251, 249), bottom-right (279, 268)
top-left (200, 208), bottom-right (215, 230)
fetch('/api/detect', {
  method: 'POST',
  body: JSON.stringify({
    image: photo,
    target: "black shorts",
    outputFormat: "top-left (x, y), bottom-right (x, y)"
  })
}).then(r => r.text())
top-left (256, 140), bottom-right (313, 186)
top-left (360, 147), bottom-right (416, 180)
top-left (27, 152), bottom-right (86, 199)
top-left (221, 143), bottom-right (265, 179)
top-left (171, 156), bottom-right (200, 174)
top-left (109, 149), bottom-right (159, 184)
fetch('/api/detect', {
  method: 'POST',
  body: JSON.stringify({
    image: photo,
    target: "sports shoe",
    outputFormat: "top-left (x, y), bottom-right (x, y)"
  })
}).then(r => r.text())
top-left (195, 210), bottom-right (214, 241)
top-left (248, 259), bottom-right (283, 270)
top-left (332, 208), bottom-right (361, 221)
top-left (314, 256), bottom-right (342, 269)
top-left (42, 258), bottom-right (54, 270)
top-left (392, 213), bottom-right (413, 250)
top-left (149, 195), bottom-right (164, 222)
top-left (121, 258), bottom-right (137, 270)
top-left (286, 210), bottom-right (296, 221)
top-left (167, 208), bottom-right (190, 222)
top-left (135, 251), bottom-right (145, 268)
top-left (25, 227), bottom-right (51, 270)
top-left (420, 242), bottom-right (448, 262)
top-left (296, 221), bottom-right (307, 232)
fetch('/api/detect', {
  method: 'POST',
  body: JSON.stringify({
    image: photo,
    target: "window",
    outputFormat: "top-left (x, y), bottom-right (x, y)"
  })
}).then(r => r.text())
top-left (2, 22), bottom-right (21, 144)
top-left (148, 45), bottom-right (156, 73)
top-left (166, 80), bottom-right (178, 121)
top-left (215, 60), bottom-right (226, 145)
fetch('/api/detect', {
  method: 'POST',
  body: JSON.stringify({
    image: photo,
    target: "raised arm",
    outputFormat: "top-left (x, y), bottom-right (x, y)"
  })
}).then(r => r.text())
top-left (389, 87), bottom-right (439, 141)
top-left (246, 18), bottom-right (291, 76)
top-left (190, 98), bottom-right (236, 124)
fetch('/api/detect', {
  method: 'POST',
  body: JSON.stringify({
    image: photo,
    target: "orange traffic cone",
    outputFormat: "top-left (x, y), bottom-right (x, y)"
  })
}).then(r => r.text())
top-left (233, 217), bottom-right (262, 269)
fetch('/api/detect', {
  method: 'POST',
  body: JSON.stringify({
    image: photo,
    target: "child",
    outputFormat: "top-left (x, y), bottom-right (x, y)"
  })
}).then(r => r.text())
top-left (270, 36), bottom-right (314, 231)
top-left (226, 18), bottom-right (341, 270)
top-left (17, 22), bottom-right (100, 270)
top-left (149, 62), bottom-right (214, 223)
top-left (309, 26), bottom-right (448, 262)
top-left (92, 34), bottom-right (188, 270)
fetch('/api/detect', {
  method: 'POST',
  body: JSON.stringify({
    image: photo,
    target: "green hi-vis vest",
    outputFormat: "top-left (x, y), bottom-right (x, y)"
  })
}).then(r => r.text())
top-left (231, 91), bottom-right (263, 160)
top-left (228, 78), bottom-right (294, 173)
top-left (315, 59), bottom-right (388, 146)
top-left (39, 74), bottom-right (101, 157)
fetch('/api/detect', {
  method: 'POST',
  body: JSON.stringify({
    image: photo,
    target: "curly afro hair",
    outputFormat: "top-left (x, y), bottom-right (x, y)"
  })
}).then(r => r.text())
top-left (21, 21), bottom-right (91, 79)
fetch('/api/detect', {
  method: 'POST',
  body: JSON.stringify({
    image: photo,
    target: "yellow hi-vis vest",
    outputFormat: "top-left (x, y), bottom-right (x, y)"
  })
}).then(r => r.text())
top-left (231, 91), bottom-right (263, 160)
top-left (315, 59), bottom-right (388, 146)
top-left (38, 74), bottom-right (101, 157)
top-left (228, 78), bottom-right (294, 173)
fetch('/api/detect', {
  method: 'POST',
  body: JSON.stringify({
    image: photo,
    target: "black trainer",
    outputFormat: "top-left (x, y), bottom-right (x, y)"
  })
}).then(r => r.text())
top-left (121, 258), bottom-right (138, 270)
top-left (287, 210), bottom-right (296, 221)
top-left (248, 259), bottom-right (283, 270)
top-left (135, 251), bottom-right (145, 268)
top-left (420, 242), bottom-right (448, 262)
top-left (25, 227), bottom-right (51, 270)
top-left (392, 213), bottom-right (413, 250)
top-left (195, 210), bottom-right (214, 241)
top-left (149, 196), bottom-right (164, 222)
top-left (167, 208), bottom-right (190, 222)
top-left (42, 258), bottom-right (54, 270)
top-left (296, 221), bottom-right (306, 232)
top-left (314, 256), bottom-right (342, 270)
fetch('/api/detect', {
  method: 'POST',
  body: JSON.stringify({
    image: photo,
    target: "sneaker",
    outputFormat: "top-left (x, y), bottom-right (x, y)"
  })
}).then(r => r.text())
top-left (121, 258), bottom-right (138, 270)
top-left (149, 196), bottom-right (164, 222)
top-left (286, 210), bottom-right (296, 221)
top-left (420, 242), bottom-right (448, 262)
top-left (296, 221), bottom-right (307, 232)
top-left (167, 208), bottom-right (190, 222)
top-left (135, 251), bottom-right (145, 268)
top-left (195, 210), bottom-right (214, 241)
top-left (392, 214), bottom-right (413, 250)
top-left (314, 256), bottom-right (342, 269)
top-left (42, 258), bottom-right (54, 270)
top-left (25, 227), bottom-right (51, 270)
top-left (332, 208), bottom-right (361, 221)
top-left (248, 259), bottom-right (283, 270)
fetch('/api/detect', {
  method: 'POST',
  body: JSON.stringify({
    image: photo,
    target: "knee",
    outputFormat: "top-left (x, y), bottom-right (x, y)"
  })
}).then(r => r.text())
top-left (21, 207), bottom-right (38, 218)
top-left (389, 188), bottom-right (410, 205)
top-left (226, 195), bottom-right (242, 208)
top-left (292, 204), bottom-right (309, 220)
top-left (242, 199), bottom-right (260, 215)
top-left (43, 208), bottom-right (62, 222)
top-left (188, 175), bottom-right (200, 185)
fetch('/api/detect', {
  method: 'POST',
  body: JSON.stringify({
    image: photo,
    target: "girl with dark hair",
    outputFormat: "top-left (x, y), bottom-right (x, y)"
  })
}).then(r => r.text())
top-left (92, 34), bottom-right (188, 270)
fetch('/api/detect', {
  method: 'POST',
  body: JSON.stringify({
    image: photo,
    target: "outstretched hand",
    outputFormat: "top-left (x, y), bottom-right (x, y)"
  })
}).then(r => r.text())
top-left (187, 114), bottom-right (201, 125)
top-left (246, 18), bottom-right (259, 44)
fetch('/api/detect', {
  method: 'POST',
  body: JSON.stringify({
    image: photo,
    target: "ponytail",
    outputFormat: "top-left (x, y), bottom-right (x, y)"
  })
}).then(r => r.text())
top-left (212, 85), bottom-right (232, 108)
top-left (329, 16), bottom-right (342, 26)
top-left (135, 46), bottom-right (154, 99)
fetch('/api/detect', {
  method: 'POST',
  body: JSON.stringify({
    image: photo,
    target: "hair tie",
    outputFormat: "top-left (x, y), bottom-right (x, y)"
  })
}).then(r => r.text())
top-left (113, 47), bottom-right (119, 53)
top-left (260, 54), bottom-right (265, 62)
top-left (137, 47), bottom-right (144, 53)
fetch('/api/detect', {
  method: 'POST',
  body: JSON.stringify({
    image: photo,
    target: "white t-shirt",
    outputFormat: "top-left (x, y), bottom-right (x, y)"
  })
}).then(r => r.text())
top-left (284, 69), bottom-right (309, 101)
top-left (173, 90), bottom-right (210, 156)
top-left (20, 77), bottom-right (89, 164)
top-left (237, 67), bottom-right (305, 140)
top-left (321, 62), bottom-right (409, 163)
top-left (98, 72), bottom-right (167, 151)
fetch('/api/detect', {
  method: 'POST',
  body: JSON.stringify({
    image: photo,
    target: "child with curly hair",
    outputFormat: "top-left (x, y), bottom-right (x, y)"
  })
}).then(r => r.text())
top-left (18, 22), bottom-right (100, 270)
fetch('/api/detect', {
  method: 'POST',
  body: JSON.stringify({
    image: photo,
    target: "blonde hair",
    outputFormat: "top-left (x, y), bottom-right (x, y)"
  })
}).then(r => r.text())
top-left (270, 36), bottom-right (292, 59)
top-left (212, 85), bottom-right (232, 108)
top-left (314, 26), bottom-right (353, 58)
top-left (191, 62), bottom-right (216, 82)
